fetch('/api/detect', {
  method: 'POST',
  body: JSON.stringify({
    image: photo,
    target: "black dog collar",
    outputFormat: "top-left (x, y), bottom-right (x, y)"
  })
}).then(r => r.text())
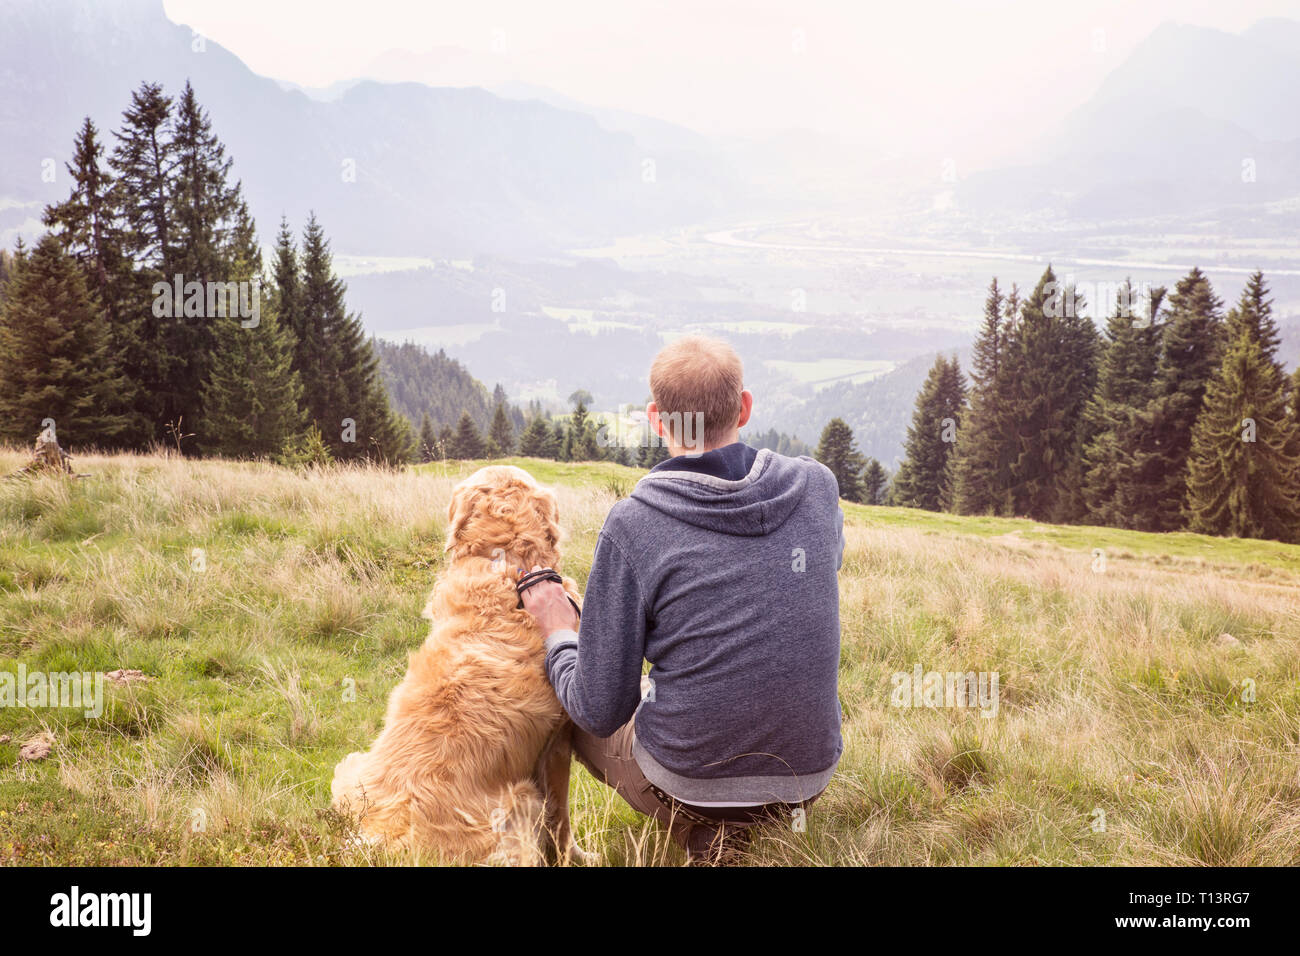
top-left (515, 567), bottom-right (582, 617)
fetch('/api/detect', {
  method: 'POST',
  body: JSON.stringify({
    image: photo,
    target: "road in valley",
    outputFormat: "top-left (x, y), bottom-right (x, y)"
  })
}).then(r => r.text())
top-left (703, 227), bottom-right (1300, 277)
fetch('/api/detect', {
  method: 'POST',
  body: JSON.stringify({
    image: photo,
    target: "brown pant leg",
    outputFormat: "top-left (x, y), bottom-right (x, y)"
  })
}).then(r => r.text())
top-left (573, 720), bottom-right (830, 857)
top-left (571, 719), bottom-right (697, 849)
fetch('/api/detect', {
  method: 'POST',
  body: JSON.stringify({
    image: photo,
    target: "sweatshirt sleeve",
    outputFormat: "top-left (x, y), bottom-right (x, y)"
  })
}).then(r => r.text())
top-left (543, 529), bottom-right (648, 738)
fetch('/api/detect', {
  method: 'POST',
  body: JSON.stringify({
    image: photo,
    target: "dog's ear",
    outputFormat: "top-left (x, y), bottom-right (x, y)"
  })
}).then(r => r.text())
top-left (445, 482), bottom-right (483, 552)
top-left (535, 486), bottom-right (561, 552)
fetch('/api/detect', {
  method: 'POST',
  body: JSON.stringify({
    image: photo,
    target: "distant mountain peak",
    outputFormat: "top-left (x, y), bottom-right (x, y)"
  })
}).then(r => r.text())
top-left (1242, 16), bottom-right (1300, 55)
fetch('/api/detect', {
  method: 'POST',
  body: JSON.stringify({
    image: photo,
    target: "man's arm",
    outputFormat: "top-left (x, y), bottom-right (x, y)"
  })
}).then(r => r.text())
top-left (526, 531), bottom-right (648, 738)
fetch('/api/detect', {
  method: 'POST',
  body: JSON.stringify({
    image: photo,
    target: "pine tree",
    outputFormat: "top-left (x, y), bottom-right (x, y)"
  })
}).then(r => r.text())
top-left (815, 417), bottom-right (866, 502)
top-left (1000, 267), bottom-right (1101, 521)
top-left (279, 423), bottom-right (333, 468)
top-left (489, 401), bottom-right (515, 456)
top-left (42, 116), bottom-right (151, 448)
top-left (170, 82), bottom-right (243, 285)
top-left (227, 196), bottom-right (261, 272)
top-left (1224, 271), bottom-right (1281, 364)
top-left (290, 214), bottom-right (411, 462)
top-left (418, 413), bottom-right (438, 463)
top-left (1222, 271), bottom-right (1294, 457)
top-left (519, 415), bottom-right (555, 458)
top-left (862, 458), bottom-right (888, 506)
top-left (553, 421), bottom-right (570, 461)
top-left (166, 86), bottom-right (251, 451)
top-left (340, 326), bottom-right (412, 463)
top-left (294, 213), bottom-right (348, 443)
top-left (110, 82), bottom-right (176, 271)
top-left (43, 118), bottom-right (125, 303)
top-left (952, 280), bottom-right (1017, 515)
top-left (1120, 268), bottom-right (1224, 531)
top-left (449, 411), bottom-right (485, 459)
top-left (1081, 282), bottom-right (1165, 525)
top-left (568, 398), bottom-right (599, 461)
top-left (893, 355), bottom-right (966, 511)
top-left (171, 87), bottom-right (267, 452)
top-left (201, 302), bottom-right (306, 459)
top-left (1186, 331), bottom-right (1300, 541)
top-left (384, 408), bottom-right (416, 464)
top-left (0, 235), bottom-right (132, 447)
top-left (271, 217), bottom-right (302, 349)
top-left (109, 82), bottom-right (181, 440)
top-left (165, 82), bottom-right (255, 450)
top-left (84, 81), bottom-right (263, 451)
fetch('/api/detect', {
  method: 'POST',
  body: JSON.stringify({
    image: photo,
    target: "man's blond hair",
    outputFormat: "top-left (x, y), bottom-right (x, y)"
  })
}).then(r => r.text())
top-left (649, 335), bottom-right (744, 450)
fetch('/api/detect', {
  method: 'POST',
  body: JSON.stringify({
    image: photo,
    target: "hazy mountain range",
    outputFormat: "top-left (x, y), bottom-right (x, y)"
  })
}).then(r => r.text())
top-left (10, 1), bottom-right (1297, 258)
top-left (5, 1), bottom-right (1298, 250)
top-left (961, 18), bottom-right (1300, 219)
top-left (0, 0), bottom-right (733, 257)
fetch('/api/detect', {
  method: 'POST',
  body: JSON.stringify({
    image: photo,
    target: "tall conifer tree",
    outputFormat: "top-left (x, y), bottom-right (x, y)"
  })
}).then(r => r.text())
top-left (1185, 273), bottom-right (1300, 540)
top-left (893, 355), bottom-right (966, 511)
top-left (449, 411), bottom-right (485, 459)
top-left (489, 401), bottom-right (515, 455)
top-left (1000, 267), bottom-right (1101, 521)
top-left (43, 116), bottom-right (152, 447)
top-left (1120, 268), bottom-right (1224, 531)
top-left (0, 236), bottom-right (131, 447)
top-left (109, 82), bottom-right (179, 438)
top-left (862, 458), bottom-right (889, 506)
top-left (1185, 335), bottom-right (1300, 540)
top-left (953, 280), bottom-right (1018, 515)
top-left (290, 214), bottom-right (410, 461)
top-left (201, 302), bottom-right (306, 460)
top-left (519, 416), bottom-right (555, 458)
top-left (568, 397), bottom-right (599, 461)
top-left (815, 417), bottom-right (866, 502)
top-left (167, 82), bottom-right (258, 450)
top-left (418, 413), bottom-right (438, 462)
top-left (1081, 282), bottom-right (1165, 525)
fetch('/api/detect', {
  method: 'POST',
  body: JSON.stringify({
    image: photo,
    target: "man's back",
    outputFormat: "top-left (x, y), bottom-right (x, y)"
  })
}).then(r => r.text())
top-left (548, 444), bottom-right (844, 805)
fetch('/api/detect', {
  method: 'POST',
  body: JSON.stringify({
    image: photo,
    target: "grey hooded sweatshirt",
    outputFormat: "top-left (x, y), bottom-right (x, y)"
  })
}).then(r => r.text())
top-left (543, 444), bottom-right (844, 805)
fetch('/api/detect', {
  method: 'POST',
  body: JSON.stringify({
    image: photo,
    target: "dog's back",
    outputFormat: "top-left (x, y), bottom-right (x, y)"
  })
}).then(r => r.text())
top-left (331, 556), bottom-right (568, 863)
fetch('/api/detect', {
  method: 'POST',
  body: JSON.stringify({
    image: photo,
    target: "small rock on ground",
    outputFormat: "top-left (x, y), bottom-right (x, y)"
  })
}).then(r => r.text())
top-left (18, 733), bottom-right (53, 762)
top-left (104, 668), bottom-right (154, 685)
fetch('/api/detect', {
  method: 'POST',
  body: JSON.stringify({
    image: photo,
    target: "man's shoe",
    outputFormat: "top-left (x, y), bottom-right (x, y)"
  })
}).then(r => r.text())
top-left (684, 822), bottom-right (751, 866)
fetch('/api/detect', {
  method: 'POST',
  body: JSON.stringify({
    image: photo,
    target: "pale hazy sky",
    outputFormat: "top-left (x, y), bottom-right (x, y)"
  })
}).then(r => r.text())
top-left (164, 0), bottom-right (1299, 159)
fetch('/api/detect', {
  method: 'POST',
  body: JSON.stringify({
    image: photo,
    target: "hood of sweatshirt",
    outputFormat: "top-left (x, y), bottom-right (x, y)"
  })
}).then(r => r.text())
top-left (629, 447), bottom-right (813, 536)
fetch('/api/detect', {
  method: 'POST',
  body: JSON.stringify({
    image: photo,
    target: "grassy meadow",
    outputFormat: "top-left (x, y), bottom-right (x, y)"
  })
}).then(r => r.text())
top-left (1, 449), bottom-right (1298, 866)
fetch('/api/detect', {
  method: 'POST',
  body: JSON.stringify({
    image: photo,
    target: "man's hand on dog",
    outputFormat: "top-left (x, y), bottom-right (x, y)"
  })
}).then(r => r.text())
top-left (519, 565), bottom-right (579, 635)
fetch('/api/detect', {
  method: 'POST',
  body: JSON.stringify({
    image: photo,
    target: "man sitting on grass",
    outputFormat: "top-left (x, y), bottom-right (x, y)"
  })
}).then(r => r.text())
top-left (521, 335), bottom-right (844, 862)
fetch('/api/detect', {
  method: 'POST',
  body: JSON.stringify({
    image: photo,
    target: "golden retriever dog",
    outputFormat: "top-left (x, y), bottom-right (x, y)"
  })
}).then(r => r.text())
top-left (331, 465), bottom-right (587, 865)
